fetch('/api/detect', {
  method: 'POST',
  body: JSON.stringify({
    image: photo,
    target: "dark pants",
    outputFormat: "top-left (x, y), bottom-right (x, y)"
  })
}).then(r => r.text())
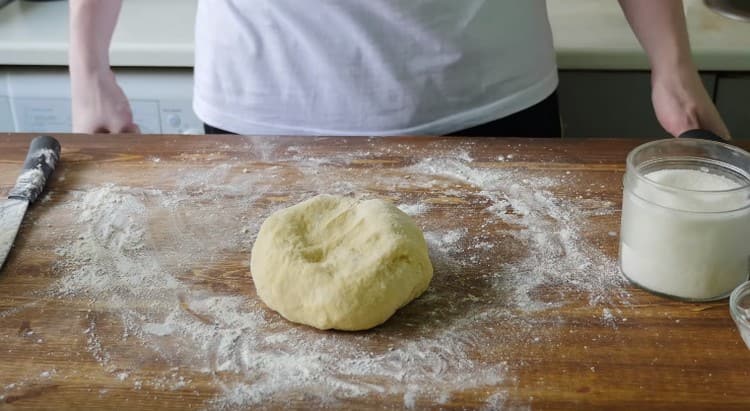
top-left (205, 91), bottom-right (561, 137)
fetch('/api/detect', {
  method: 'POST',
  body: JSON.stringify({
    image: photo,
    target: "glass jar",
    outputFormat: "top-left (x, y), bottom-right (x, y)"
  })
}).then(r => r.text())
top-left (619, 138), bottom-right (750, 301)
top-left (730, 281), bottom-right (750, 349)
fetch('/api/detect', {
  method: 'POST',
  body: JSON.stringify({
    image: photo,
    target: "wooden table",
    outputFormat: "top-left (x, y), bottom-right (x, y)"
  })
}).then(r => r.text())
top-left (0, 134), bottom-right (748, 410)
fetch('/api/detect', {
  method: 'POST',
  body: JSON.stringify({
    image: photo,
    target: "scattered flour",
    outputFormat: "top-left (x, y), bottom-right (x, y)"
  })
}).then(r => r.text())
top-left (424, 228), bottom-right (466, 252)
top-left (409, 156), bottom-right (625, 309)
top-left (397, 203), bottom-right (429, 216)
top-left (601, 308), bottom-right (617, 328)
top-left (10, 143), bottom-right (627, 409)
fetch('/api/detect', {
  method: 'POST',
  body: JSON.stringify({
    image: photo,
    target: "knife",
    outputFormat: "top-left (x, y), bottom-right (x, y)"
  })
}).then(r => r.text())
top-left (0, 136), bottom-right (61, 270)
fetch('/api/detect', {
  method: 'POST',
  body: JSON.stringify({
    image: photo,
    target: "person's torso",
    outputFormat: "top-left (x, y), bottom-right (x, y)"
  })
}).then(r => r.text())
top-left (193, 0), bottom-right (557, 135)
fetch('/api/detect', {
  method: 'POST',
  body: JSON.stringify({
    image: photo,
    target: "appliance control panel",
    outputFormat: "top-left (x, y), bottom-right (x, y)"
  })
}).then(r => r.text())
top-left (0, 68), bottom-right (203, 134)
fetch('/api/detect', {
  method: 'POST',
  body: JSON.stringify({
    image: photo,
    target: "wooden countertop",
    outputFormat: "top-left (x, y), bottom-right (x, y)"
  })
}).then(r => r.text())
top-left (0, 134), bottom-right (748, 410)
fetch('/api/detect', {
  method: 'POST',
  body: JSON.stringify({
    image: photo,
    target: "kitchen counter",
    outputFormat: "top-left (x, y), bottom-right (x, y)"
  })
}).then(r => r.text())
top-left (0, 134), bottom-right (748, 410)
top-left (548, 0), bottom-right (750, 70)
top-left (0, 0), bottom-right (749, 70)
top-left (0, 0), bottom-right (195, 67)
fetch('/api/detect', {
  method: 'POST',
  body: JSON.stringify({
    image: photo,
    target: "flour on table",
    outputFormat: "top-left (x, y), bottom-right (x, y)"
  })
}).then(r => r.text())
top-left (409, 156), bottom-right (624, 309)
top-left (397, 203), bottom-right (429, 216)
top-left (15, 142), bottom-right (628, 409)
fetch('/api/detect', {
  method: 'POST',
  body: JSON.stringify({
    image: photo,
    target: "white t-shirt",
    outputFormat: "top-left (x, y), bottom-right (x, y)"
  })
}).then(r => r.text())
top-left (193, 0), bottom-right (557, 135)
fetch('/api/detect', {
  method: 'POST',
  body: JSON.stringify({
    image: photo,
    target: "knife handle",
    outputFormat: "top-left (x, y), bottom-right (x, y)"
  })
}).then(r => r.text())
top-left (8, 136), bottom-right (61, 203)
top-left (678, 129), bottom-right (727, 142)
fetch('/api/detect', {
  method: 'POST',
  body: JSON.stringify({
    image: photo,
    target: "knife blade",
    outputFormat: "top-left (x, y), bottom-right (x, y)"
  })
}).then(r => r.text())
top-left (0, 136), bottom-right (61, 270)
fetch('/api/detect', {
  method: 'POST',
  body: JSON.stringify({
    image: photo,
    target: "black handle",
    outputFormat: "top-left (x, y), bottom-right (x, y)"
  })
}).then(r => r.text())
top-left (8, 136), bottom-right (61, 203)
top-left (679, 129), bottom-right (726, 142)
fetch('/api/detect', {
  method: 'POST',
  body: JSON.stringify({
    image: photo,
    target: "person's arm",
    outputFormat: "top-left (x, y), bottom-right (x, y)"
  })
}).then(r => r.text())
top-left (69, 0), bottom-right (139, 133)
top-left (618, 0), bottom-right (730, 139)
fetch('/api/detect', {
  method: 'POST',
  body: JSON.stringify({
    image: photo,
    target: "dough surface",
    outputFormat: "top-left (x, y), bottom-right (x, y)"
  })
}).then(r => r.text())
top-left (250, 195), bottom-right (433, 331)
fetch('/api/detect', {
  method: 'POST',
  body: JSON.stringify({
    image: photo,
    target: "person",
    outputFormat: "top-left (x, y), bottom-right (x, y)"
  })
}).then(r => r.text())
top-left (69, 0), bottom-right (730, 139)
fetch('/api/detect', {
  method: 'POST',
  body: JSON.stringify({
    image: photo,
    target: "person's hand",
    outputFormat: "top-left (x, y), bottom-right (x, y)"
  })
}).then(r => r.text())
top-left (651, 65), bottom-right (730, 140)
top-left (71, 69), bottom-right (140, 134)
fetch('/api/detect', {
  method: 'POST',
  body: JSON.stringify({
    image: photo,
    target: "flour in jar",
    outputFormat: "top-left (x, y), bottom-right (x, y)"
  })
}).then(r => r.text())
top-left (620, 168), bottom-right (750, 300)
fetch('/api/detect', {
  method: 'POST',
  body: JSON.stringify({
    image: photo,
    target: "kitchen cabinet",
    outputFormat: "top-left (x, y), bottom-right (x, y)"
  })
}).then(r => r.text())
top-left (558, 71), bottom-right (717, 139)
top-left (716, 74), bottom-right (750, 140)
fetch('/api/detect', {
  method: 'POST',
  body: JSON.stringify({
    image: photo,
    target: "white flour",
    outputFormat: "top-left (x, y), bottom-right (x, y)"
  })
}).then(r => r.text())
top-left (10, 145), bottom-right (628, 409)
top-left (36, 147), bottom-right (60, 169)
top-left (8, 168), bottom-right (44, 198)
top-left (409, 155), bottom-right (625, 309)
top-left (620, 168), bottom-right (750, 300)
top-left (397, 203), bottom-right (429, 216)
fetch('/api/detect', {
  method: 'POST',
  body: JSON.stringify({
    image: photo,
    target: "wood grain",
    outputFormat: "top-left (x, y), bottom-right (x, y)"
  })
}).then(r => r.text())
top-left (0, 133), bottom-right (749, 411)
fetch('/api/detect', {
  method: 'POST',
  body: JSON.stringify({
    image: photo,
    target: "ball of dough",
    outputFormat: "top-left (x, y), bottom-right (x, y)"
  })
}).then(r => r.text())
top-left (250, 195), bottom-right (433, 331)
